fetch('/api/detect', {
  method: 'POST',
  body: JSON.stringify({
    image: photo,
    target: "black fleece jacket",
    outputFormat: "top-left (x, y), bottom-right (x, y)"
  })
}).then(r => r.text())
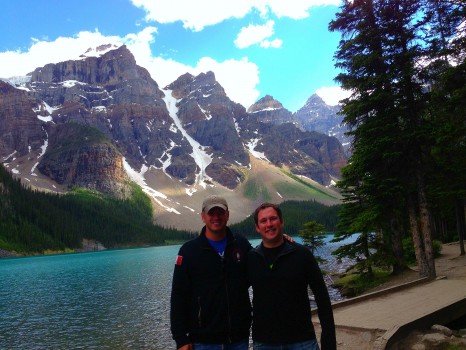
top-left (248, 240), bottom-right (336, 350)
top-left (170, 227), bottom-right (252, 349)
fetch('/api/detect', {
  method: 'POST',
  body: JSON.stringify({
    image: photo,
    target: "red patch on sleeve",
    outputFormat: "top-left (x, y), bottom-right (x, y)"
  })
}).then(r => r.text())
top-left (175, 255), bottom-right (183, 266)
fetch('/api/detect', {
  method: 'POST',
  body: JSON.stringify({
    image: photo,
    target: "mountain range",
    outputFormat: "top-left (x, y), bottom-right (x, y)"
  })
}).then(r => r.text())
top-left (0, 44), bottom-right (348, 230)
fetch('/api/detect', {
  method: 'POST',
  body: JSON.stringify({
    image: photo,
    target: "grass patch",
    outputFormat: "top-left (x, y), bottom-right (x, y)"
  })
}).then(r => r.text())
top-left (333, 269), bottom-right (392, 297)
top-left (46, 123), bottom-right (114, 155)
top-left (0, 236), bottom-right (23, 253)
top-left (164, 240), bottom-right (188, 245)
top-left (279, 170), bottom-right (339, 201)
top-left (43, 248), bottom-right (76, 255)
top-left (242, 178), bottom-right (272, 201)
top-left (274, 181), bottom-right (330, 200)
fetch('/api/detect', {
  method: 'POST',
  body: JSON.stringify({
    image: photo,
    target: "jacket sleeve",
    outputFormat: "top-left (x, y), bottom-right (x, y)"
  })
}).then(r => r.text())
top-left (306, 250), bottom-right (337, 350)
top-left (170, 246), bottom-right (191, 349)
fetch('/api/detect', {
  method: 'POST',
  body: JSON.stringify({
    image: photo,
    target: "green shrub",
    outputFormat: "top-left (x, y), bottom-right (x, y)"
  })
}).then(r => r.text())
top-left (334, 269), bottom-right (392, 297)
top-left (402, 237), bottom-right (443, 265)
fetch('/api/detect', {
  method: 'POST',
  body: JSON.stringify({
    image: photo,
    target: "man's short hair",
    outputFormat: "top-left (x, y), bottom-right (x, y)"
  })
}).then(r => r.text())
top-left (253, 202), bottom-right (283, 225)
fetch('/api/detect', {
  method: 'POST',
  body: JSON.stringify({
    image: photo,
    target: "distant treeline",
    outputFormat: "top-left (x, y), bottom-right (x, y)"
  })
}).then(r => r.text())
top-left (0, 165), bottom-right (193, 254)
top-left (230, 200), bottom-right (340, 239)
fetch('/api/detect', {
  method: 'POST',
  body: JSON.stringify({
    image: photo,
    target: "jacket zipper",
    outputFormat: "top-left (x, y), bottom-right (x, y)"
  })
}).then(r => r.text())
top-left (222, 254), bottom-right (233, 343)
top-left (201, 235), bottom-right (235, 342)
top-left (198, 296), bottom-right (202, 327)
top-left (256, 242), bottom-right (295, 270)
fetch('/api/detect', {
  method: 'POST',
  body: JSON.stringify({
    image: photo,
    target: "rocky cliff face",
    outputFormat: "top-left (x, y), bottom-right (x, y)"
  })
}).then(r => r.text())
top-left (0, 45), bottom-right (347, 201)
top-left (247, 95), bottom-right (295, 125)
top-left (27, 45), bottom-right (176, 173)
top-left (165, 71), bottom-right (249, 189)
top-left (245, 95), bottom-right (347, 183)
top-left (247, 94), bottom-right (352, 156)
top-left (0, 81), bottom-right (45, 158)
top-left (295, 94), bottom-right (352, 155)
top-left (37, 123), bottom-right (131, 197)
top-left (237, 117), bottom-right (346, 185)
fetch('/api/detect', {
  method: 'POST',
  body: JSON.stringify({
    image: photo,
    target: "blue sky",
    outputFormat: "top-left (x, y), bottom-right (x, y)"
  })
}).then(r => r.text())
top-left (0, 0), bottom-right (350, 112)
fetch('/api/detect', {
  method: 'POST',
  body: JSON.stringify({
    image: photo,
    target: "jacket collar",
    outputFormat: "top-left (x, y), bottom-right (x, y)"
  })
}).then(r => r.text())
top-left (199, 226), bottom-right (235, 249)
top-left (253, 238), bottom-right (296, 257)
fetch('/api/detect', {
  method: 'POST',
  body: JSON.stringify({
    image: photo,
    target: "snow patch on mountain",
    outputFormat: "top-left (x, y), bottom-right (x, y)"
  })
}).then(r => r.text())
top-left (79, 44), bottom-right (120, 59)
top-left (123, 159), bottom-right (181, 214)
top-left (246, 138), bottom-right (270, 162)
top-left (61, 80), bottom-right (87, 88)
top-left (162, 89), bottom-right (214, 191)
top-left (250, 106), bottom-right (282, 113)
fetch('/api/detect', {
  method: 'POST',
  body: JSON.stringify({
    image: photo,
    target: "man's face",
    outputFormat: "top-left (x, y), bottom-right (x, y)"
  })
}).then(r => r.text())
top-left (255, 207), bottom-right (284, 247)
top-left (202, 207), bottom-right (229, 235)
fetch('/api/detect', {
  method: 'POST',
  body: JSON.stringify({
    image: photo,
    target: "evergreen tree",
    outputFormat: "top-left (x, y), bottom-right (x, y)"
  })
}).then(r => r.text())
top-left (299, 221), bottom-right (327, 263)
top-left (329, 0), bottom-right (412, 276)
top-left (421, 0), bottom-right (466, 255)
top-left (332, 164), bottom-right (390, 277)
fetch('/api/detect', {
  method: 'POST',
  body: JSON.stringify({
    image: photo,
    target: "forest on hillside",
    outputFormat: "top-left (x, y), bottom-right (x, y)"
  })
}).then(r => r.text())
top-left (0, 164), bottom-right (193, 254)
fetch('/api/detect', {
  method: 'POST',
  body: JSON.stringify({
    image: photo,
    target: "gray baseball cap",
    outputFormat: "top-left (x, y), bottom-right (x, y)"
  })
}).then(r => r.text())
top-left (202, 195), bottom-right (228, 213)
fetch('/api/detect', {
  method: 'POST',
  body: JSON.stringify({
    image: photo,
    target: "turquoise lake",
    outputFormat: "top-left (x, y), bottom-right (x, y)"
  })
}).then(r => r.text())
top-left (0, 237), bottom-right (352, 349)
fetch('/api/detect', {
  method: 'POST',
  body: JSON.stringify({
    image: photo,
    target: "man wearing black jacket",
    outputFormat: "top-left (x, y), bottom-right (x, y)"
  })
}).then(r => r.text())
top-left (170, 196), bottom-right (252, 350)
top-left (248, 203), bottom-right (336, 350)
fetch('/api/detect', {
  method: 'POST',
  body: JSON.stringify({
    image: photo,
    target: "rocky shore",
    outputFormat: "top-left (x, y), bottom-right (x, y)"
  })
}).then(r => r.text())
top-left (393, 323), bottom-right (466, 349)
top-left (80, 239), bottom-right (106, 252)
top-left (0, 248), bottom-right (18, 258)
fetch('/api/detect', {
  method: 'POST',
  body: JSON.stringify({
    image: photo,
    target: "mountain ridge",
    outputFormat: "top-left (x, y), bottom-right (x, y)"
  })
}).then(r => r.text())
top-left (0, 45), bottom-right (346, 229)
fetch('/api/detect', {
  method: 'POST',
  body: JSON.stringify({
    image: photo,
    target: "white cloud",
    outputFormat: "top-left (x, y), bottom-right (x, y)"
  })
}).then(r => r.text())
top-left (0, 31), bottom-right (122, 78)
top-left (0, 28), bottom-right (260, 109)
top-left (139, 55), bottom-right (260, 108)
top-left (235, 20), bottom-right (278, 49)
top-left (260, 39), bottom-right (283, 49)
top-left (261, 0), bottom-right (342, 19)
top-left (130, 0), bottom-right (341, 30)
top-left (315, 86), bottom-right (351, 106)
top-left (195, 57), bottom-right (260, 108)
top-left (131, 0), bottom-right (252, 31)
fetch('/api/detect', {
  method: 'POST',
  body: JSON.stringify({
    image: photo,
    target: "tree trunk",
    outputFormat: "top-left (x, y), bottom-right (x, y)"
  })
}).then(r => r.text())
top-left (417, 169), bottom-right (436, 278)
top-left (407, 194), bottom-right (429, 277)
top-left (362, 232), bottom-right (373, 278)
top-left (456, 199), bottom-right (466, 256)
top-left (390, 217), bottom-right (406, 275)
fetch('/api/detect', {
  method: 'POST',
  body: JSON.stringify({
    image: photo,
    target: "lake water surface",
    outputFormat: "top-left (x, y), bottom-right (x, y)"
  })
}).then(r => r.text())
top-left (0, 237), bottom-right (353, 349)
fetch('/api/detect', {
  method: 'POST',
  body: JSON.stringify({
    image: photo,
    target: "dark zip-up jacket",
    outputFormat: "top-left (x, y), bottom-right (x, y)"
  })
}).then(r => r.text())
top-left (248, 240), bottom-right (336, 350)
top-left (170, 227), bottom-right (252, 349)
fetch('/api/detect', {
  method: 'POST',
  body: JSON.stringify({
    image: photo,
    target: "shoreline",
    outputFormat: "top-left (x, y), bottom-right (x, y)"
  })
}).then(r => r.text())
top-left (0, 248), bottom-right (18, 258)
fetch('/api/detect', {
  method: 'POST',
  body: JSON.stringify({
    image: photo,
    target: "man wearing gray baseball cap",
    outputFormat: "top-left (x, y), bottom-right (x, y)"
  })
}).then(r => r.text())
top-left (201, 195), bottom-right (228, 213)
top-left (170, 195), bottom-right (252, 350)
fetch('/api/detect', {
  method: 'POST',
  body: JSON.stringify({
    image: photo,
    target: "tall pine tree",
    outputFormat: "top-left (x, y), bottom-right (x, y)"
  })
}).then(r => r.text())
top-left (330, 0), bottom-right (465, 278)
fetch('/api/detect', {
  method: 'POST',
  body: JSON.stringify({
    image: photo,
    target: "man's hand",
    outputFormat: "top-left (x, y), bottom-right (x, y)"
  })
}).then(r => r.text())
top-left (178, 344), bottom-right (192, 350)
top-left (283, 234), bottom-right (294, 243)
